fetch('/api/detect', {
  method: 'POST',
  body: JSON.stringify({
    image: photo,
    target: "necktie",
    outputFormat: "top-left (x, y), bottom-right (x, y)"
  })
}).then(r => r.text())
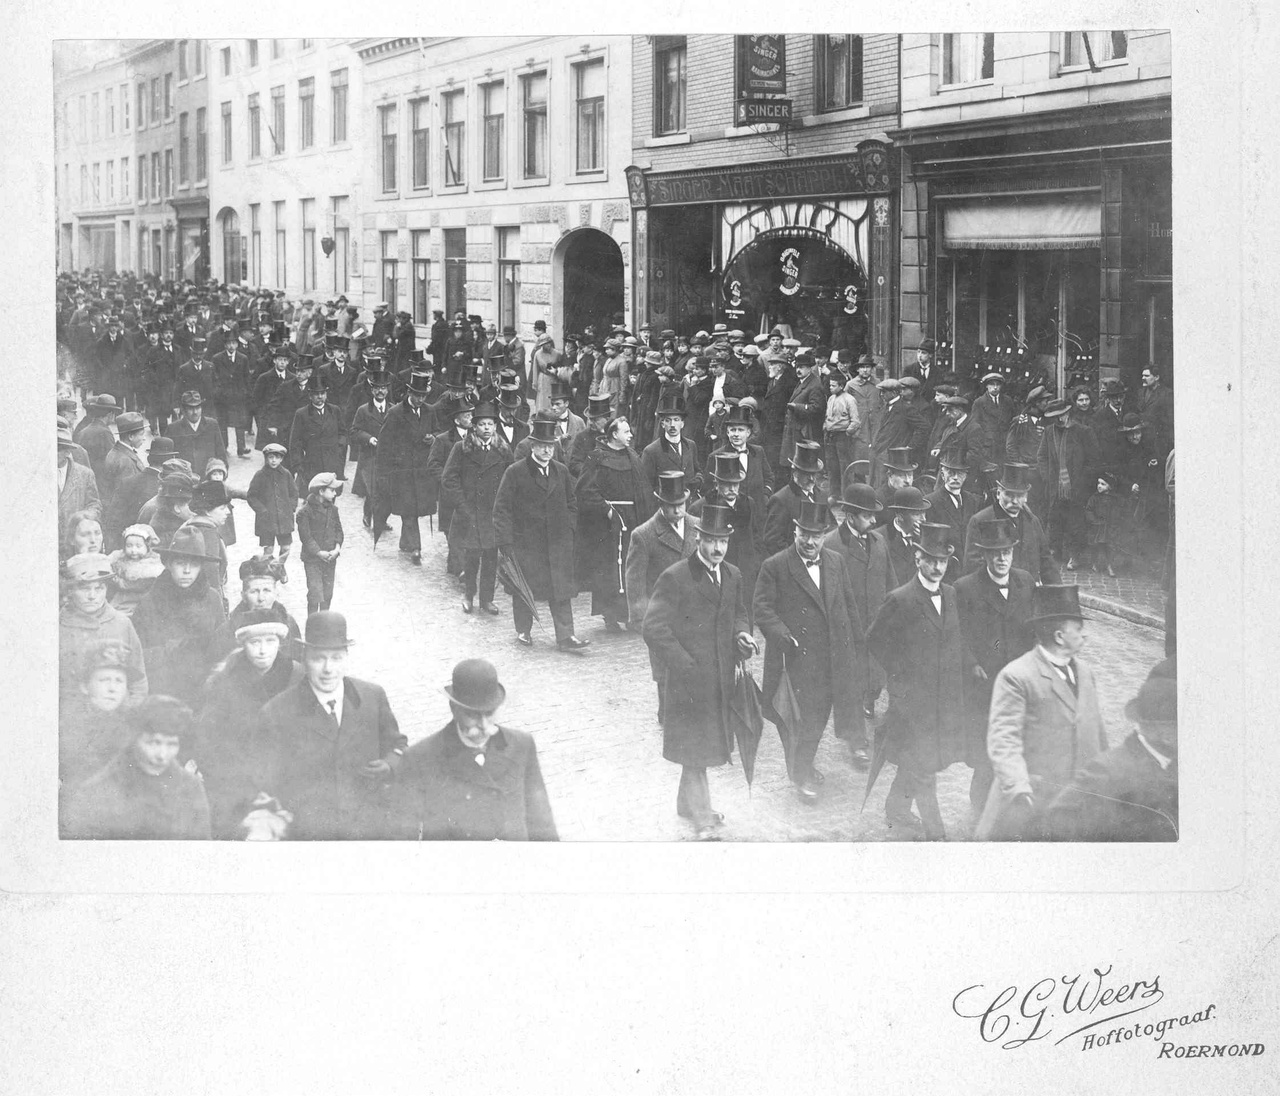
top-left (1066, 660), bottom-right (1078, 694)
top-left (709, 566), bottom-right (719, 587)
top-left (326, 699), bottom-right (338, 723)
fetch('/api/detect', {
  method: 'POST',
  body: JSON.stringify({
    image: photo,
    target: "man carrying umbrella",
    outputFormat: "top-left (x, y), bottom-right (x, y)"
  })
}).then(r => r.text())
top-left (867, 522), bottom-right (968, 840)
top-left (642, 503), bottom-right (756, 840)
top-left (754, 500), bottom-right (867, 803)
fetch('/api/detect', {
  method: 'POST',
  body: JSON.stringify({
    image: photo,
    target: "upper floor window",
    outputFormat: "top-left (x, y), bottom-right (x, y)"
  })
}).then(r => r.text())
top-left (574, 59), bottom-right (605, 173)
top-left (412, 97), bottom-right (432, 188)
top-left (248, 92), bottom-right (261, 158)
top-left (221, 46), bottom-right (232, 77)
top-left (150, 77), bottom-right (160, 123)
top-left (271, 39), bottom-right (283, 61)
top-left (178, 40), bottom-right (189, 81)
top-left (942, 33), bottom-right (995, 86)
top-left (301, 39), bottom-right (314, 50)
top-left (270, 85), bottom-right (285, 153)
top-left (163, 73), bottom-right (173, 120)
top-left (443, 89), bottom-right (465, 186)
top-left (379, 103), bottom-right (398, 193)
top-left (248, 39), bottom-right (259, 68)
top-left (816, 34), bottom-right (863, 111)
top-left (91, 92), bottom-right (100, 140)
top-left (121, 83), bottom-right (130, 130)
top-left (481, 82), bottom-right (504, 182)
top-left (193, 39), bottom-right (205, 77)
top-left (136, 84), bottom-right (146, 130)
top-left (521, 72), bottom-right (547, 179)
top-left (331, 68), bottom-right (349, 144)
top-left (105, 87), bottom-right (114, 135)
top-left (1062, 31), bottom-right (1128, 68)
top-left (653, 36), bottom-right (687, 135)
top-left (299, 77), bottom-right (315, 149)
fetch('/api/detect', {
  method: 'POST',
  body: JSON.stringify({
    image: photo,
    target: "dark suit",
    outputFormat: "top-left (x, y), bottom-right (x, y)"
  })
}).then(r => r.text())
top-left (871, 398), bottom-right (928, 486)
top-left (391, 723), bottom-right (558, 841)
top-left (706, 443), bottom-right (773, 515)
top-left (640, 435), bottom-right (701, 496)
top-left (963, 504), bottom-right (1060, 585)
top-left (688, 493), bottom-right (763, 623)
top-left (754, 546), bottom-right (867, 781)
top-left (763, 481), bottom-right (815, 556)
top-left (926, 485), bottom-right (980, 583)
top-left (1043, 734), bottom-right (1177, 842)
top-left (374, 403), bottom-right (440, 552)
top-left (934, 413), bottom-right (989, 485)
top-left (172, 359), bottom-right (217, 409)
top-left (884, 521), bottom-right (919, 588)
top-left (625, 511), bottom-right (696, 637)
top-left (251, 368), bottom-right (301, 453)
top-left (164, 413), bottom-right (227, 478)
top-left (823, 520), bottom-right (895, 707)
top-left (288, 403), bottom-right (346, 496)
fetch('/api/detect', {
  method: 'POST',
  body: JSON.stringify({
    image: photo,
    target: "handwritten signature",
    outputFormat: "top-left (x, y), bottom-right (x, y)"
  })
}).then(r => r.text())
top-left (953, 965), bottom-right (1165, 1049)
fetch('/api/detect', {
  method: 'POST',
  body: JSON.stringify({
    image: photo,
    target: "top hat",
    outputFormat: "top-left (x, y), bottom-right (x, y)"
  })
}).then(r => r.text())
top-left (710, 451), bottom-right (747, 483)
top-left (915, 522), bottom-right (955, 559)
top-left (971, 517), bottom-right (1020, 551)
top-left (1118, 413), bottom-right (1144, 433)
top-left (787, 440), bottom-right (823, 474)
top-left (406, 369), bottom-right (434, 394)
top-left (549, 381), bottom-right (572, 403)
top-left (937, 446), bottom-right (967, 470)
top-left (324, 333), bottom-right (347, 351)
top-left (1125, 677), bottom-right (1176, 727)
top-left (692, 502), bottom-right (735, 537)
top-left (406, 349), bottom-right (426, 366)
top-left (498, 388), bottom-right (524, 410)
top-left (1042, 398), bottom-right (1071, 419)
top-left (190, 480), bottom-right (229, 510)
top-left (442, 363), bottom-right (470, 391)
top-left (1028, 584), bottom-right (1084, 624)
top-left (63, 552), bottom-right (114, 585)
top-left (86, 393), bottom-right (120, 414)
top-left (114, 411), bottom-right (147, 436)
top-left (884, 446), bottom-right (917, 472)
top-left (795, 500), bottom-right (831, 534)
top-left (656, 393), bottom-right (687, 417)
top-left (302, 610), bottom-right (354, 649)
top-left (159, 526), bottom-right (220, 562)
top-left (995, 463), bottom-right (1033, 492)
top-left (472, 401), bottom-right (499, 422)
top-left (723, 400), bottom-right (753, 426)
top-left (654, 470), bottom-right (691, 504)
top-left (365, 367), bottom-right (393, 387)
top-left (837, 481), bottom-right (882, 513)
top-left (301, 374), bottom-right (330, 397)
top-left (443, 657), bottom-right (507, 713)
top-left (888, 486), bottom-right (931, 512)
top-left (528, 414), bottom-right (559, 443)
top-left (146, 437), bottom-right (179, 466)
top-left (586, 395), bottom-right (612, 419)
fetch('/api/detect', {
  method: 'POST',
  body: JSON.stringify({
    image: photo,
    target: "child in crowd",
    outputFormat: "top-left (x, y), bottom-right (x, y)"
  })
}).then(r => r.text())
top-left (246, 442), bottom-right (298, 576)
top-left (59, 641), bottom-right (137, 827)
top-left (201, 457), bottom-right (245, 547)
top-left (59, 552), bottom-right (148, 706)
top-left (108, 523), bottom-right (164, 617)
top-left (144, 472), bottom-right (195, 550)
top-left (296, 472), bottom-right (344, 616)
top-left (1085, 471), bottom-right (1121, 577)
top-left (62, 509), bottom-right (104, 561)
top-left (210, 554), bottom-right (301, 659)
top-left (178, 479), bottom-right (232, 591)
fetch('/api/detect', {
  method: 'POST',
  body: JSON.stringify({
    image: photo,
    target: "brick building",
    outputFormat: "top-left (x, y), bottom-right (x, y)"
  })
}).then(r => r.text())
top-left (627, 34), bottom-right (899, 361)
top-left (892, 31), bottom-right (1172, 391)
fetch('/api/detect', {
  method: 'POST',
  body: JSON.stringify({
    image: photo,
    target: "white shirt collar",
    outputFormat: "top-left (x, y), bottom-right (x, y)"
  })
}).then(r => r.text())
top-left (310, 682), bottom-right (344, 723)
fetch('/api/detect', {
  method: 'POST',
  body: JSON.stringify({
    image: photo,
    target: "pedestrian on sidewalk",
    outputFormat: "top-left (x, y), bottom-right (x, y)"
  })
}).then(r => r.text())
top-left (1085, 472), bottom-right (1121, 576)
top-left (296, 473), bottom-right (344, 617)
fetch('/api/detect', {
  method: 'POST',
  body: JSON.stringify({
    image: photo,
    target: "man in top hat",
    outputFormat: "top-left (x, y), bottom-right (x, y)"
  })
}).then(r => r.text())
top-left (707, 400), bottom-right (773, 516)
top-left (866, 521), bottom-right (967, 839)
top-left (971, 372), bottom-right (1015, 471)
top-left (494, 374), bottom-right (531, 452)
top-left (390, 658), bottom-right (558, 841)
top-left (423, 381), bottom-right (479, 576)
top-left (251, 341), bottom-right (300, 457)
top-left (639, 391), bottom-right (701, 499)
top-left (628, 349), bottom-right (665, 450)
top-left (95, 314), bottom-right (131, 406)
top-left (518, 381), bottom-right (583, 461)
top-left (321, 333), bottom-right (360, 449)
top-left (1005, 387), bottom-right (1051, 514)
top-left (492, 413), bottom-right (588, 651)
top-left (374, 367), bottom-right (446, 565)
top-left (926, 445), bottom-right (981, 584)
top-left (954, 518), bottom-right (1036, 816)
top-left (764, 440), bottom-right (823, 556)
top-left (164, 390), bottom-right (227, 479)
top-left (75, 393), bottom-right (121, 483)
top-left (568, 394), bottom-right (613, 479)
top-left (755, 500), bottom-right (868, 802)
top-left (882, 485), bottom-right (932, 588)
top-left (172, 336), bottom-right (217, 413)
top-left (348, 365), bottom-right (394, 529)
top-left (642, 502), bottom-right (756, 839)
top-left (1044, 674), bottom-right (1177, 842)
top-left (779, 350), bottom-right (826, 464)
top-left (1036, 397), bottom-right (1092, 570)
top-left (257, 611), bottom-right (408, 840)
top-left (963, 462), bottom-right (1059, 586)
top-left (441, 401), bottom-right (511, 615)
top-left (688, 449), bottom-right (765, 619)
top-left (289, 373), bottom-right (346, 497)
top-left (874, 445), bottom-right (918, 527)
top-left (143, 323), bottom-right (182, 434)
top-left (976, 585), bottom-right (1106, 841)
top-left (931, 392), bottom-right (988, 487)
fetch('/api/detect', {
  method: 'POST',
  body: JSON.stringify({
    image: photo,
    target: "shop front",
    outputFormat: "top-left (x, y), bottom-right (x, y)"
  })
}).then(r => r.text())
top-left (626, 141), bottom-right (894, 358)
top-left (170, 195), bottom-right (210, 284)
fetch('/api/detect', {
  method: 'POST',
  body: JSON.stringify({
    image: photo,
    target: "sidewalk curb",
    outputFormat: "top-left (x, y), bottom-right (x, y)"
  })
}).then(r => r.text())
top-left (1080, 592), bottom-right (1164, 631)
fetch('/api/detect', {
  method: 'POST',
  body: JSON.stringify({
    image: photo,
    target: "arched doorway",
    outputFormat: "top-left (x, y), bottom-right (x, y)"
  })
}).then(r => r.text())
top-left (217, 207), bottom-right (243, 285)
top-left (554, 228), bottom-right (625, 342)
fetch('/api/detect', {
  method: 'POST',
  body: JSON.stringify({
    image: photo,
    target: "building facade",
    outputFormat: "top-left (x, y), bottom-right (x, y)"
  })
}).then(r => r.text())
top-left (206, 39), bottom-right (364, 298)
top-left (893, 31), bottom-right (1172, 390)
top-left (55, 52), bottom-right (138, 274)
top-left (128, 40), bottom-right (181, 281)
top-left (627, 34), bottom-right (899, 361)
top-left (170, 38), bottom-right (213, 282)
top-left (355, 36), bottom-right (634, 344)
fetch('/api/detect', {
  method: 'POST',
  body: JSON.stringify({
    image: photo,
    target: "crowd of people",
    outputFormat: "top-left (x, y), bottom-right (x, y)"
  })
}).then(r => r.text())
top-left (55, 270), bottom-right (1177, 842)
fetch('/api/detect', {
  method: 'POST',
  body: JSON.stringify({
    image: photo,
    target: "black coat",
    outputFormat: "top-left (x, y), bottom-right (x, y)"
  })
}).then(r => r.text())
top-left (173, 359), bottom-right (218, 408)
top-left (349, 400), bottom-right (390, 498)
top-left (252, 369), bottom-right (303, 452)
top-left (492, 457), bottom-right (578, 603)
top-left (64, 752), bottom-right (211, 840)
top-left (441, 434), bottom-right (514, 551)
top-left (926, 486), bottom-right (981, 583)
top-left (575, 444), bottom-right (653, 603)
top-left (963, 504), bottom-right (1060, 585)
top-left (289, 404), bottom-right (346, 493)
top-left (164, 413), bottom-right (228, 478)
top-left (375, 402), bottom-right (439, 517)
top-left (1043, 734), bottom-right (1178, 841)
top-left (132, 571), bottom-right (229, 706)
top-left (763, 481), bottom-right (813, 556)
top-left (390, 723), bottom-right (558, 841)
top-left (247, 462), bottom-right (298, 536)
top-left (688, 493), bottom-right (763, 616)
top-left (706, 443), bottom-right (773, 515)
top-left (211, 348), bottom-right (251, 417)
top-left (640, 435), bottom-right (702, 496)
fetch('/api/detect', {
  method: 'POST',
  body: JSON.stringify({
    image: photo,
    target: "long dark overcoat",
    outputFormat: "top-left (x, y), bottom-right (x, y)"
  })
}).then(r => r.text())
top-left (625, 511), bottom-right (696, 678)
top-left (289, 403), bottom-right (346, 494)
top-left (348, 400), bottom-right (390, 498)
top-left (441, 433), bottom-right (513, 551)
top-left (963, 504), bottom-right (1060, 585)
top-left (866, 577), bottom-right (967, 773)
top-left (687, 494), bottom-right (763, 617)
top-left (251, 370), bottom-right (302, 453)
top-left (247, 461), bottom-right (299, 537)
top-left (639, 434), bottom-right (701, 495)
top-left (706, 443), bottom-right (773, 514)
top-left (131, 570), bottom-right (228, 706)
top-left (823, 521), bottom-right (895, 697)
top-left (164, 413), bottom-right (227, 478)
top-left (492, 456), bottom-right (578, 603)
top-left (375, 402), bottom-right (439, 517)
top-left (575, 444), bottom-right (653, 608)
top-left (642, 555), bottom-right (751, 768)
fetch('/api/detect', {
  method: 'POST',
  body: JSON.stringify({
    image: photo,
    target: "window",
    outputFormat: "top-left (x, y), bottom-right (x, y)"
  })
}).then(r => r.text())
top-left (250, 204), bottom-right (262, 284)
top-left (574, 59), bottom-right (605, 173)
top-left (220, 101), bottom-right (232, 164)
top-left (195, 107), bottom-right (207, 180)
top-left (194, 39), bottom-right (205, 77)
top-left (121, 83), bottom-right (130, 130)
top-left (164, 73), bottom-right (173, 119)
top-left (150, 77), bottom-right (160, 123)
top-left (135, 85), bottom-right (146, 131)
top-left (412, 97), bottom-right (431, 188)
top-left (497, 227), bottom-right (520, 332)
top-left (150, 153), bottom-right (160, 202)
top-left (164, 149), bottom-right (173, 196)
top-left (120, 158), bottom-right (129, 200)
top-left (164, 226), bottom-right (175, 278)
top-left (381, 230), bottom-right (399, 310)
top-left (412, 230), bottom-right (431, 323)
top-left (521, 72), bottom-right (547, 179)
top-left (77, 95), bottom-right (86, 141)
top-left (179, 113), bottom-right (189, 183)
top-left (106, 87), bottom-right (114, 135)
top-left (270, 85), bottom-right (285, 154)
top-left (178, 40), bottom-right (189, 81)
top-left (248, 39), bottom-right (259, 68)
top-left (137, 156), bottom-right (145, 201)
top-left (443, 89), bottom-right (465, 186)
top-left (816, 34), bottom-right (863, 111)
top-left (274, 200), bottom-right (286, 286)
top-left (299, 77), bottom-right (315, 149)
top-left (481, 82), bottom-right (504, 181)
top-left (331, 68), bottom-right (348, 143)
top-left (301, 198), bottom-right (316, 291)
top-left (271, 39), bottom-right (283, 61)
top-left (379, 103), bottom-right (398, 193)
top-left (92, 163), bottom-right (100, 204)
top-left (444, 227), bottom-right (467, 317)
top-left (221, 46), bottom-right (232, 76)
top-left (654, 36), bottom-right (687, 135)
top-left (331, 196), bottom-right (350, 293)
top-left (138, 226), bottom-right (147, 272)
top-left (91, 92), bottom-right (100, 140)
top-left (1062, 31), bottom-right (1129, 68)
top-left (220, 209), bottom-right (242, 284)
top-left (106, 160), bottom-right (114, 201)
top-left (248, 93), bottom-right (261, 158)
top-left (79, 166), bottom-right (87, 205)
top-left (942, 33), bottom-right (995, 85)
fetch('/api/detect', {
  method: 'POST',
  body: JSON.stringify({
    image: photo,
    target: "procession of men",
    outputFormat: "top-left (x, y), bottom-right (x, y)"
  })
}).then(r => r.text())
top-left (55, 271), bottom-right (1176, 843)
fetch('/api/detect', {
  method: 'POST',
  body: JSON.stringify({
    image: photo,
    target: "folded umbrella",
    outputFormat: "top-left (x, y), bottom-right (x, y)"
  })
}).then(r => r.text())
top-left (729, 665), bottom-right (764, 789)
top-left (860, 722), bottom-right (892, 815)
top-left (497, 550), bottom-right (543, 629)
top-left (765, 651), bottom-right (802, 783)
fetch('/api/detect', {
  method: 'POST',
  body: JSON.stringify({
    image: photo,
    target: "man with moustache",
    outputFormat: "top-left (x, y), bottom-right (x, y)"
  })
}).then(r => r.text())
top-left (706, 401), bottom-right (773, 516)
top-left (883, 486), bottom-right (932, 585)
top-left (963, 462), bottom-right (1060, 586)
top-left (688, 451), bottom-right (765, 625)
top-left (871, 378), bottom-right (928, 489)
top-left (926, 446), bottom-right (981, 584)
top-left (874, 446), bottom-right (919, 527)
top-left (640, 392), bottom-right (703, 497)
top-left (348, 367), bottom-right (394, 530)
top-left (763, 440), bottom-right (823, 556)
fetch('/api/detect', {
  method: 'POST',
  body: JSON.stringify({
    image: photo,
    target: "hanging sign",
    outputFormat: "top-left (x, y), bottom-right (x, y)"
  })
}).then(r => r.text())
top-left (736, 35), bottom-right (787, 96)
top-left (734, 98), bottom-right (792, 125)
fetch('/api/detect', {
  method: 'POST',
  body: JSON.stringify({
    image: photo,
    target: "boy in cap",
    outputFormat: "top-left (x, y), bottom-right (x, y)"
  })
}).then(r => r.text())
top-left (296, 473), bottom-right (344, 616)
top-left (60, 552), bottom-right (149, 707)
top-left (59, 642), bottom-right (137, 802)
top-left (63, 695), bottom-right (211, 840)
top-left (247, 442), bottom-right (299, 564)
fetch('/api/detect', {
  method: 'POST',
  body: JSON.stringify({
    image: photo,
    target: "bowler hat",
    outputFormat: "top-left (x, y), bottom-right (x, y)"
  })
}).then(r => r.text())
top-left (63, 552), bottom-right (114, 585)
top-left (692, 502), bottom-right (735, 537)
top-left (86, 393), bottom-right (120, 414)
top-left (115, 411), bottom-right (147, 436)
top-left (837, 481), bottom-right (882, 512)
top-left (1125, 677), bottom-right (1176, 726)
top-left (971, 518), bottom-right (1019, 551)
top-left (191, 480), bottom-right (229, 510)
top-left (710, 451), bottom-right (747, 483)
top-left (915, 522), bottom-right (955, 559)
top-left (159, 526), bottom-right (220, 562)
top-left (586, 395), bottom-right (613, 419)
top-left (657, 392), bottom-right (687, 417)
top-left (1028, 584), bottom-right (1084, 624)
top-left (885, 446), bottom-right (917, 472)
top-left (888, 486), bottom-right (931, 512)
top-left (444, 658), bottom-right (506, 712)
top-left (654, 471), bottom-right (691, 504)
top-left (528, 414), bottom-right (559, 443)
top-left (302, 610), bottom-right (354, 649)
top-left (795, 500), bottom-right (831, 534)
top-left (502, 325), bottom-right (516, 337)
top-left (996, 462), bottom-right (1033, 492)
top-left (787, 440), bottom-right (823, 474)
top-left (180, 389), bottom-right (205, 407)
top-left (937, 446), bottom-right (967, 470)
top-left (918, 337), bottom-right (937, 352)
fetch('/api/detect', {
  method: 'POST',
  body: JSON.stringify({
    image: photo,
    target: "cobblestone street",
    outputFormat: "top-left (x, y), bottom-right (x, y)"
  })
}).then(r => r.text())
top-left (222, 447), bottom-right (1168, 842)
